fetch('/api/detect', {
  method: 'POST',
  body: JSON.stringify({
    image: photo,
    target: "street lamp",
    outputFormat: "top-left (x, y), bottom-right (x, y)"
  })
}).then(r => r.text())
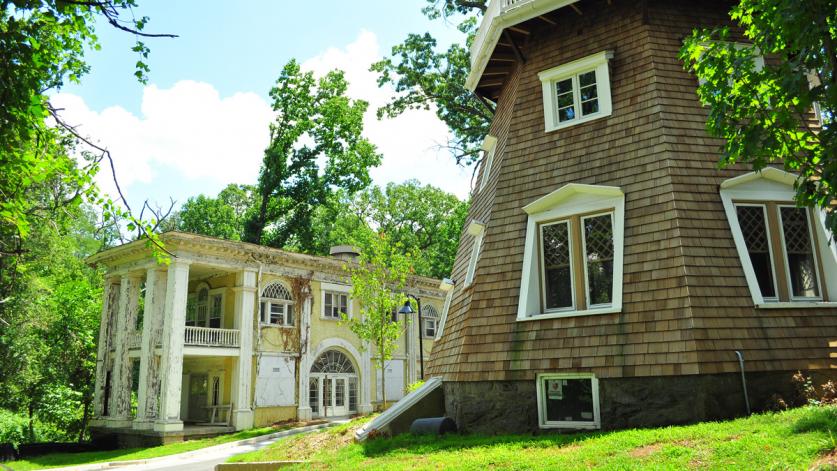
top-left (398, 294), bottom-right (424, 380)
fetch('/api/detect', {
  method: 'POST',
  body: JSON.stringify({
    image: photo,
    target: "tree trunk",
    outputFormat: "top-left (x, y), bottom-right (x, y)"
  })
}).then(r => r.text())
top-left (27, 402), bottom-right (34, 442)
top-left (79, 398), bottom-right (90, 443)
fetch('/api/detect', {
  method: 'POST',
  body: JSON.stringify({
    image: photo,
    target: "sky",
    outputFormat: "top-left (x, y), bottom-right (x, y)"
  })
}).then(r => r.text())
top-left (51, 1), bottom-right (473, 214)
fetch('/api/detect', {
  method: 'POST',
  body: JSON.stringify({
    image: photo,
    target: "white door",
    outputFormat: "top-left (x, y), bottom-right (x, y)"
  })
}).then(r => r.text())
top-left (312, 375), bottom-right (353, 417)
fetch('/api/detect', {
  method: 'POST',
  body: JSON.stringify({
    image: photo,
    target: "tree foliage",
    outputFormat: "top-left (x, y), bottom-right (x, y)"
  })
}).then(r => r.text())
top-left (244, 59), bottom-right (382, 250)
top-left (304, 180), bottom-right (469, 279)
top-left (175, 184), bottom-right (257, 241)
top-left (341, 232), bottom-right (413, 408)
top-left (371, 0), bottom-right (491, 166)
top-left (681, 0), bottom-right (836, 229)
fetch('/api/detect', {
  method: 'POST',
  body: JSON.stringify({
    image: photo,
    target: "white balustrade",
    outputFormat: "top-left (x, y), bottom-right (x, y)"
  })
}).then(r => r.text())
top-left (470, 0), bottom-right (537, 68)
top-left (184, 326), bottom-right (240, 347)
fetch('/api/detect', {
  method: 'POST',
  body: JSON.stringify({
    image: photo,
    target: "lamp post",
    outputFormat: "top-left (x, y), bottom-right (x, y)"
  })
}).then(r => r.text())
top-left (398, 294), bottom-right (424, 380)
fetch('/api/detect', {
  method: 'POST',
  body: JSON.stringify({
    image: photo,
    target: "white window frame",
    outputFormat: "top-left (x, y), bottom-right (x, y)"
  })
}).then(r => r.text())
top-left (538, 219), bottom-right (576, 313)
top-left (478, 135), bottom-right (498, 193)
top-left (435, 286), bottom-right (454, 341)
top-left (463, 221), bottom-right (485, 288)
top-left (539, 50), bottom-right (614, 133)
top-left (321, 282), bottom-right (353, 320)
top-left (777, 204), bottom-right (823, 301)
top-left (421, 304), bottom-right (440, 339)
top-left (733, 203), bottom-right (780, 302)
top-left (260, 281), bottom-right (295, 327)
top-left (720, 168), bottom-right (837, 308)
top-left (536, 373), bottom-right (600, 429)
top-left (518, 184), bottom-right (624, 321)
top-left (581, 211), bottom-right (617, 310)
top-left (208, 288), bottom-right (225, 328)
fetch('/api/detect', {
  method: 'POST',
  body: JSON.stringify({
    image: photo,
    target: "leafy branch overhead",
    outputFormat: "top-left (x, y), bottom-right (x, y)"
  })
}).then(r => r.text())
top-left (681, 0), bottom-right (835, 230)
top-left (372, 0), bottom-right (492, 166)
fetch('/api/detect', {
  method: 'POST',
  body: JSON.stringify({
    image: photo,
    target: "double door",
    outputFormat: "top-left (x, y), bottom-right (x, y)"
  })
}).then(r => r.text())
top-left (311, 374), bottom-right (352, 417)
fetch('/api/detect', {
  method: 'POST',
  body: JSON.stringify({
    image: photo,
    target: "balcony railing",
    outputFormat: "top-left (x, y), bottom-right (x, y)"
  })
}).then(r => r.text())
top-left (184, 326), bottom-right (240, 348)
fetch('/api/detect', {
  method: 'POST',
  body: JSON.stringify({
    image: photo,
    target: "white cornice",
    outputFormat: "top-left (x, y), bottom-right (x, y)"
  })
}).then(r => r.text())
top-left (467, 0), bottom-right (580, 91)
top-left (523, 183), bottom-right (623, 215)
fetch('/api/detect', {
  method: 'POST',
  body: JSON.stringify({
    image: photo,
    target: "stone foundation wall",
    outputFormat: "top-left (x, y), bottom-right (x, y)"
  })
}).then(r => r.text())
top-left (443, 370), bottom-right (837, 434)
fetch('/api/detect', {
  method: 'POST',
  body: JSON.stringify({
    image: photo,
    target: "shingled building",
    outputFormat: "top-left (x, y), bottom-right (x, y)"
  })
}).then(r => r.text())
top-left (428, 0), bottom-right (834, 432)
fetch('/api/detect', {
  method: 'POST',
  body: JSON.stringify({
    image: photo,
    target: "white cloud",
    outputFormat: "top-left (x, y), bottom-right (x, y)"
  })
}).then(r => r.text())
top-left (52, 81), bottom-right (274, 201)
top-left (51, 30), bottom-right (471, 208)
top-left (301, 30), bottom-right (471, 199)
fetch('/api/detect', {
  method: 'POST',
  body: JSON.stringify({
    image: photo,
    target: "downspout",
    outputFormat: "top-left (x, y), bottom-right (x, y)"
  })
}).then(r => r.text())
top-left (734, 351), bottom-right (751, 415)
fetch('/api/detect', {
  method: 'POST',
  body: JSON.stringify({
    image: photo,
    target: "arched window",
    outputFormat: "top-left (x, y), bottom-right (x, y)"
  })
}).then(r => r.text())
top-left (260, 282), bottom-right (294, 327)
top-left (421, 304), bottom-right (440, 338)
top-left (187, 283), bottom-right (210, 327)
top-left (310, 350), bottom-right (355, 374)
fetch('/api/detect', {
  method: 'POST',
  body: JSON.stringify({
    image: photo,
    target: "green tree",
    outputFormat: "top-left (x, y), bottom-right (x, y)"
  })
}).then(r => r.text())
top-left (305, 181), bottom-right (469, 278)
top-left (1, 0), bottom-right (175, 264)
top-left (342, 232), bottom-right (413, 408)
top-left (372, 1), bottom-right (491, 165)
top-left (176, 184), bottom-right (257, 240)
top-left (681, 0), bottom-right (836, 229)
top-left (244, 59), bottom-right (382, 250)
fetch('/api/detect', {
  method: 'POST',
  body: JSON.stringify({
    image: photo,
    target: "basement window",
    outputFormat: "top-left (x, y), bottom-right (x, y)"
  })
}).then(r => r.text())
top-left (539, 51), bottom-right (614, 132)
top-left (536, 373), bottom-right (600, 429)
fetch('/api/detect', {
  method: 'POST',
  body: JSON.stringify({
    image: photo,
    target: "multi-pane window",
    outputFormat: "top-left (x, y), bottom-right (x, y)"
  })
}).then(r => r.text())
top-left (554, 70), bottom-right (599, 124)
top-left (540, 212), bottom-right (615, 313)
top-left (209, 294), bottom-right (223, 328)
top-left (323, 292), bottom-right (348, 319)
top-left (260, 282), bottom-right (294, 326)
top-left (537, 374), bottom-right (600, 429)
top-left (539, 51), bottom-right (613, 132)
top-left (187, 286), bottom-right (223, 328)
top-left (421, 305), bottom-right (439, 338)
top-left (735, 203), bottom-right (821, 301)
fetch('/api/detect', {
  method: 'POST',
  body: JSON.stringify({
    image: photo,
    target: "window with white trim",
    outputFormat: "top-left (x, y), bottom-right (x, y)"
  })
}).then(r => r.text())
top-left (478, 135), bottom-right (498, 192)
top-left (186, 284), bottom-right (224, 328)
top-left (721, 168), bottom-right (837, 307)
top-left (323, 291), bottom-right (349, 320)
top-left (421, 304), bottom-right (439, 338)
top-left (518, 184), bottom-right (624, 320)
top-left (539, 51), bottom-right (614, 132)
top-left (536, 373), bottom-right (600, 429)
top-left (260, 282), bottom-right (294, 327)
top-left (464, 221), bottom-right (485, 288)
top-left (435, 288), bottom-right (454, 341)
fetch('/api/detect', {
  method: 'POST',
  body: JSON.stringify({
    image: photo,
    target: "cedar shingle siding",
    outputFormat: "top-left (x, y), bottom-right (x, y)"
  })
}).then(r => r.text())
top-left (429, 0), bottom-right (837, 393)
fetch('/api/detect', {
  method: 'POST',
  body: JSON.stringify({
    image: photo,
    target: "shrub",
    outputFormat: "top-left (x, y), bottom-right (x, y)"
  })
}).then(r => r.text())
top-left (0, 409), bottom-right (30, 447)
top-left (405, 380), bottom-right (425, 394)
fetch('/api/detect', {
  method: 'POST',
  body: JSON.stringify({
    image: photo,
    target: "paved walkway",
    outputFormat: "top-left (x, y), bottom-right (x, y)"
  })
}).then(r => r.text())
top-left (50, 419), bottom-right (347, 471)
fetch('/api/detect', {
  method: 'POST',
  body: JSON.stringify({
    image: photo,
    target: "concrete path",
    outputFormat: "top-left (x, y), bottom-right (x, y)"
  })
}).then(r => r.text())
top-left (47, 419), bottom-right (347, 471)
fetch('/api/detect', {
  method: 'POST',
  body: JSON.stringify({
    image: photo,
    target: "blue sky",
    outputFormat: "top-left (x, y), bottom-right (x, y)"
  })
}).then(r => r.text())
top-left (54, 1), bottom-right (472, 213)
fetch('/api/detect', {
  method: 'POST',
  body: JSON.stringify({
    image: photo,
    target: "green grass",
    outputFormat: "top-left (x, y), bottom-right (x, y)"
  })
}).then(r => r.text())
top-left (7, 426), bottom-right (281, 470)
top-left (230, 406), bottom-right (837, 470)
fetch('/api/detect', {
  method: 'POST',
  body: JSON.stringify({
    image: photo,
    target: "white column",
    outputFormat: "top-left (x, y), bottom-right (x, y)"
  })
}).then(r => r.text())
top-left (296, 293), bottom-right (313, 420)
top-left (108, 275), bottom-right (141, 428)
top-left (92, 278), bottom-right (120, 420)
top-left (134, 268), bottom-right (167, 429)
top-left (154, 259), bottom-right (190, 432)
top-left (359, 342), bottom-right (373, 414)
top-left (231, 269), bottom-right (256, 430)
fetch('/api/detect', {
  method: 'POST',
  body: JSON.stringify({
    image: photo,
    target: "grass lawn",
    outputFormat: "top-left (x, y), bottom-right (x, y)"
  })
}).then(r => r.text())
top-left (229, 406), bottom-right (837, 470)
top-left (7, 422), bottom-right (309, 471)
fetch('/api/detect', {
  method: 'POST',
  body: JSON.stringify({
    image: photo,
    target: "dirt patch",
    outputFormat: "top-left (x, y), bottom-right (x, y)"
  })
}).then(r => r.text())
top-left (630, 444), bottom-right (663, 458)
top-left (810, 450), bottom-right (837, 470)
top-left (270, 421), bottom-right (364, 461)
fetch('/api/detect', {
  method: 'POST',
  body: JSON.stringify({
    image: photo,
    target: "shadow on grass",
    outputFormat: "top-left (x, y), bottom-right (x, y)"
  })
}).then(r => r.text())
top-left (360, 429), bottom-right (608, 458)
top-left (10, 448), bottom-right (144, 469)
top-left (791, 405), bottom-right (837, 435)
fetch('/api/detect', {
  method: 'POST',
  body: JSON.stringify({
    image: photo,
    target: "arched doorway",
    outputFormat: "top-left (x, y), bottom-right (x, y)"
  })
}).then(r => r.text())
top-left (309, 350), bottom-right (358, 417)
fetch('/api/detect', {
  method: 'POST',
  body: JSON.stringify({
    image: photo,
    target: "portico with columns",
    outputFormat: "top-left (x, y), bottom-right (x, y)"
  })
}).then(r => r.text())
top-left (86, 232), bottom-right (446, 445)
